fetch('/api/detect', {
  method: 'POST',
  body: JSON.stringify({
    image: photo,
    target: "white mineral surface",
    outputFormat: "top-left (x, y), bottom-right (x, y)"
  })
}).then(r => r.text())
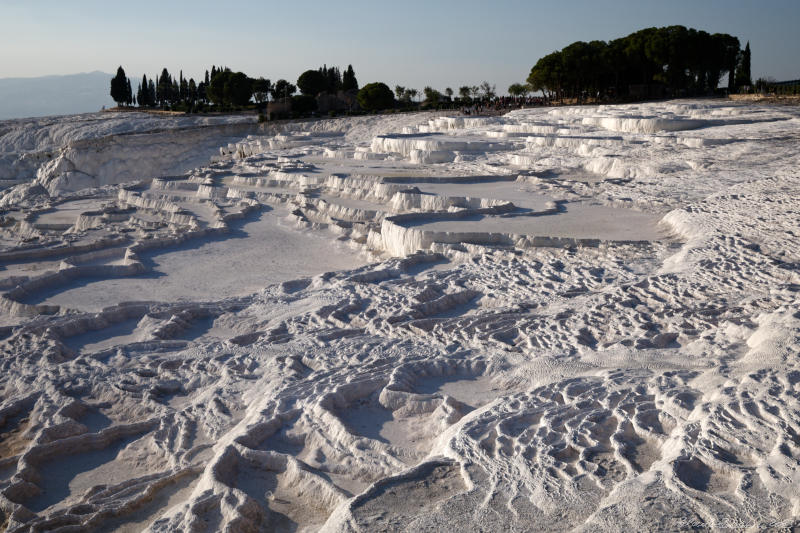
top-left (0, 101), bottom-right (799, 531)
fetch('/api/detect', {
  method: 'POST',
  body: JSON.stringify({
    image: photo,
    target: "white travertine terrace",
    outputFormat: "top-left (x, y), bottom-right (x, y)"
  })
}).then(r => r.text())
top-left (1, 101), bottom-right (799, 531)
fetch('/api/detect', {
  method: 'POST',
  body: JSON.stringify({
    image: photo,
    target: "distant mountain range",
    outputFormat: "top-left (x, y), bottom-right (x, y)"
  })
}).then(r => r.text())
top-left (0, 71), bottom-right (120, 120)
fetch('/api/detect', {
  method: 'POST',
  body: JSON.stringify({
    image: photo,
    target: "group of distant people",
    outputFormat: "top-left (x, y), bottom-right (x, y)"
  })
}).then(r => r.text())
top-left (461, 95), bottom-right (548, 115)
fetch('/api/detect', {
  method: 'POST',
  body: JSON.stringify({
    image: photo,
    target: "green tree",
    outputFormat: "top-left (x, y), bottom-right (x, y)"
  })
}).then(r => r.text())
top-left (271, 79), bottom-right (296, 102)
top-left (125, 78), bottom-right (133, 106)
top-left (357, 82), bottom-right (394, 111)
top-left (110, 66), bottom-right (128, 106)
top-left (323, 65), bottom-right (342, 93)
top-left (137, 74), bottom-right (150, 106)
top-left (206, 68), bottom-right (229, 106)
top-left (292, 94), bottom-right (318, 114)
top-left (508, 83), bottom-right (527, 97)
top-left (157, 68), bottom-right (173, 107)
top-left (171, 78), bottom-right (179, 106)
top-left (394, 85), bottom-right (406, 101)
top-left (226, 72), bottom-right (253, 106)
top-left (423, 86), bottom-right (442, 107)
top-left (207, 70), bottom-right (252, 107)
top-left (180, 71), bottom-right (188, 103)
top-left (188, 78), bottom-right (197, 106)
top-left (342, 64), bottom-right (358, 91)
top-left (297, 69), bottom-right (327, 96)
top-left (148, 79), bottom-right (156, 107)
top-left (252, 77), bottom-right (271, 103)
top-left (735, 41), bottom-right (752, 89)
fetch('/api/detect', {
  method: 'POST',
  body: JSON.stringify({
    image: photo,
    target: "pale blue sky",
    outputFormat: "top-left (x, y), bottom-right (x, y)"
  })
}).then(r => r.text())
top-left (2, 0), bottom-right (798, 92)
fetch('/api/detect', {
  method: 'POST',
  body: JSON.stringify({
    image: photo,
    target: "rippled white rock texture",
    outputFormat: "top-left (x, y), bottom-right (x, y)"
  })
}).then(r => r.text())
top-left (1, 101), bottom-right (799, 531)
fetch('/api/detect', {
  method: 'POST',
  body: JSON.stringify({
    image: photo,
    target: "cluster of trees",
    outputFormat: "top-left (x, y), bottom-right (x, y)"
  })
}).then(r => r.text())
top-left (134, 66), bottom-right (215, 109)
top-left (754, 78), bottom-right (800, 95)
top-left (296, 65), bottom-right (358, 96)
top-left (112, 63), bottom-right (508, 116)
top-left (525, 26), bottom-right (751, 103)
top-left (391, 82), bottom-right (496, 108)
top-left (111, 65), bottom-right (236, 109)
top-left (111, 64), bottom-right (362, 113)
top-left (287, 64), bottom-right (360, 114)
top-left (353, 81), bottom-right (501, 113)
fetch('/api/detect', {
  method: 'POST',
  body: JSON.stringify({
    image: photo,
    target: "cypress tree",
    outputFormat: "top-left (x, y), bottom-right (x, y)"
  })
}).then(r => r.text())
top-left (171, 79), bottom-right (179, 105)
top-left (148, 79), bottom-right (156, 106)
top-left (735, 42), bottom-right (752, 89)
top-left (139, 75), bottom-right (148, 106)
top-left (110, 66), bottom-right (128, 105)
top-left (188, 78), bottom-right (197, 105)
top-left (157, 68), bottom-right (172, 107)
top-left (125, 78), bottom-right (132, 106)
top-left (326, 66), bottom-right (341, 93)
top-left (342, 65), bottom-right (358, 91)
top-left (181, 77), bottom-right (188, 104)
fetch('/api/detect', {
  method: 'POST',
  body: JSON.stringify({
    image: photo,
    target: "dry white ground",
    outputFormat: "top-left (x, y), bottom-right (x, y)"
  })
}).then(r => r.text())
top-left (0, 100), bottom-right (799, 532)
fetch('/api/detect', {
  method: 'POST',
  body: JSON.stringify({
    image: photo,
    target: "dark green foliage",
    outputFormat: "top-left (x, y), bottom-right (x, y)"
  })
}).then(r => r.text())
top-left (296, 64), bottom-right (356, 95)
top-left (423, 86), bottom-right (442, 107)
top-left (297, 70), bottom-right (327, 96)
top-left (271, 79), bottom-right (296, 101)
top-left (226, 72), bottom-right (253, 106)
top-left (527, 26), bottom-right (742, 102)
top-left (754, 77), bottom-right (799, 95)
top-left (357, 82), bottom-right (394, 111)
top-left (394, 86), bottom-right (416, 105)
top-left (156, 68), bottom-right (172, 107)
top-left (197, 80), bottom-right (207, 103)
top-left (137, 74), bottom-right (152, 107)
top-left (110, 66), bottom-right (128, 105)
top-left (180, 71), bottom-right (188, 102)
top-left (342, 65), bottom-right (358, 91)
top-left (206, 68), bottom-right (229, 106)
top-left (122, 62), bottom-right (362, 114)
top-left (735, 42), bottom-right (752, 89)
top-left (188, 78), bottom-right (197, 104)
top-left (508, 83), bottom-right (528, 97)
top-left (320, 65), bottom-right (342, 93)
top-left (252, 77), bottom-right (271, 104)
top-left (207, 69), bottom-right (252, 107)
top-left (291, 94), bottom-right (318, 114)
top-left (125, 78), bottom-right (133, 105)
